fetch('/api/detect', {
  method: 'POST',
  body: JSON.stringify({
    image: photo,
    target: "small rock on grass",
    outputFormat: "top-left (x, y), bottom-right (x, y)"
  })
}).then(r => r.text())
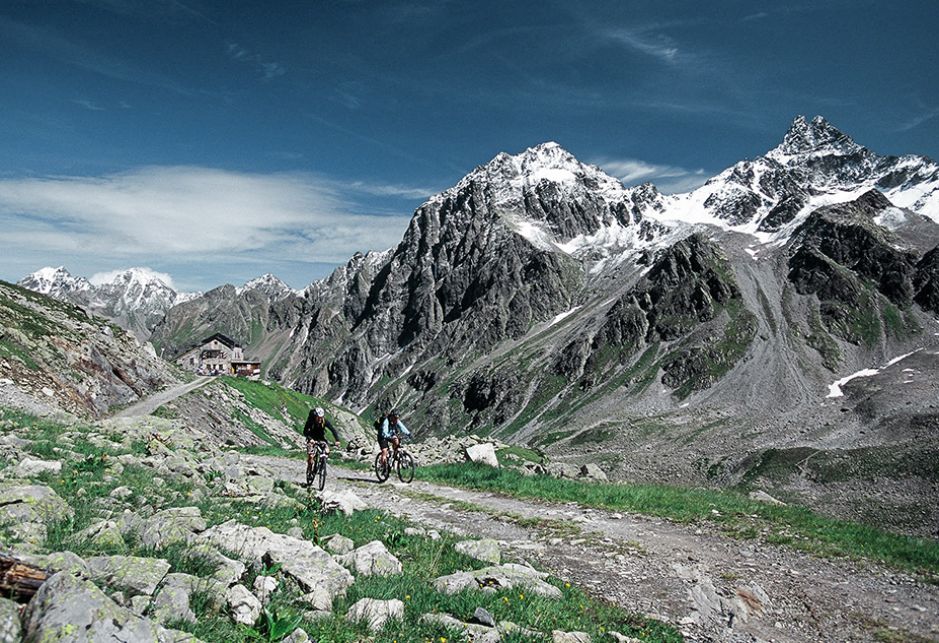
top-left (324, 534), bottom-right (354, 555)
top-left (748, 490), bottom-right (786, 506)
top-left (345, 598), bottom-right (404, 632)
top-left (226, 584), bottom-right (261, 626)
top-left (553, 631), bottom-right (592, 643)
top-left (85, 555), bottom-right (171, 596)
top-left (253, 575), bottom-right (278, 604)
top-left (337, 541), bottom-right (402, 576)
top-left (472, 607), bottom-right (496, 628)
top-left (455, 538), bottom-right (501, 564)
top-left (282, 628), bottom-right (310, 643)
top-left (22, 572), bottom-right (199, 642)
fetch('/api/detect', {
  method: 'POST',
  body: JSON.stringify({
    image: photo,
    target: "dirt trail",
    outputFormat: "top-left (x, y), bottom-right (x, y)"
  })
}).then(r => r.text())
top-left (112, 376), bottom-right (211, 418)
top-left (245, 455), bottom-right (939, 643)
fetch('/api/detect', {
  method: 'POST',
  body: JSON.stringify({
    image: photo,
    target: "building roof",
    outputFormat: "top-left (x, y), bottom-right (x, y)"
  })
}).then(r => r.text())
top-left (201, 332), bottom-right (239, 349)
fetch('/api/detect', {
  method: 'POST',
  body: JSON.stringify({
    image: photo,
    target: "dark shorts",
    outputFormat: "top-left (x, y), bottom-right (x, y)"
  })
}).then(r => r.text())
top-left (378, 436), bottom-right (390, 451)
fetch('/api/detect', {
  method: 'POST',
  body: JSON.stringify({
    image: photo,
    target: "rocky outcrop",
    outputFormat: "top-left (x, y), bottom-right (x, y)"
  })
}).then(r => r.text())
top-left (0, 281), bottom-right (179, 418)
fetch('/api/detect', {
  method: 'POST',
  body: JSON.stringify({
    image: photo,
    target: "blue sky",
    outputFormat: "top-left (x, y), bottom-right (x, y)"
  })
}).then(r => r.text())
top-left (0, 0), bottom-right (937, 291)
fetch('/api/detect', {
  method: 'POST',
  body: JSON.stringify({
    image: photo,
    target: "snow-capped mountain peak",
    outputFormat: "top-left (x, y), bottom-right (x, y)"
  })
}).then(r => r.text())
top-left (238, 273), bottom-right (294, 298)
top-left (767, 114), bottom-right (864, 160)
top-left (18, 266), bottom-right (198, 340)
top-left (89, 267), bottom-right (174, 290)
top-left (20, 266), bottom-right (92, 298)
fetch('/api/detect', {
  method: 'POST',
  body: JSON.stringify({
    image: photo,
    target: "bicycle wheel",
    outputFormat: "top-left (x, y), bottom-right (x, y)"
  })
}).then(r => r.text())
top-left (306, 457), bottom-right (315, 487)
top-left (396, 452), bottom-right (415, 484)
top-left (317, 455), bottom-right (327, 491)
top-left (374, 452), bottom-right (390, 482)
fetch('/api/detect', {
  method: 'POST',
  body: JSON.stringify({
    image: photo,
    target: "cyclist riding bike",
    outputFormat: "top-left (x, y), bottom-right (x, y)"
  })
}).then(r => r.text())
top-left (303, 407), bottom-right (341, 484)
top-left (378, 409), bottom-right (411, 466)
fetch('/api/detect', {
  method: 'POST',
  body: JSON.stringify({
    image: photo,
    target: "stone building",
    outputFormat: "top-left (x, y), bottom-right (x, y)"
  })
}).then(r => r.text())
top-left (175, 333), bottom-right (261, 377)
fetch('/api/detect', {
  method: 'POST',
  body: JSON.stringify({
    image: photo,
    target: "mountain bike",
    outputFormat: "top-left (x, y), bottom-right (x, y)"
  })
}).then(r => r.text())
top-left (306, 441), bottom-right (329, 491)
top-left (374, 440), bottom-right (415, 484)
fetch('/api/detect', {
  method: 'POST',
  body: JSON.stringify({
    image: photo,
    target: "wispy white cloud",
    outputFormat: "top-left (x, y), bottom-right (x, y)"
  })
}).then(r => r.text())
top-left (226, 42), bottom-right (286, 79)
top-left (341, 180), bottom-right (435, 200)
top-left (592, 157), bottom-right (707, 194)
top-left (896, 108), bottom-right (939, 133)
top-left (0, 167), bottom-right (412, 270)
top-left (604, 28), bottom-right (682, 64)
top-left (71, 98), bottom-right (106, 111)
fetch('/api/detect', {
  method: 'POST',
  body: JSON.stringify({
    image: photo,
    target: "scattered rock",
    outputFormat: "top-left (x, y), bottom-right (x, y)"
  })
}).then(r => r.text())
top-left (0, 597), bottom-right (21, 643)
top-left (85, 555), bottom-right (171, 596)
top-left (553, 631), bottom-right (591, 643)
top-left (434, 563), bottom-right (562, 598)
top-left (465, 443), bottom-right (500, 468)
top-left (337, 540), bottom-right (403, 576)
top-left (22, 572), bottom-right (199, 642)
top-left (13, 457), bottom-right (62, 477)
top-left (109, 486), bottom-right (134, 500)
top-left (226, 584), bottom-right (261, 625)
top-left (546, 462), bottom-right (580, 479)
top-left (282, 628), bottom-right (310, 643)
top-left (18, 551), bottom-right (89, 577)
top-left (472, 606), bottom-right (496, 628)
top-left (345, 598), bottom-right (404, 632)
top-left (319, 489), bottom-right (367, 516)
top-left (253, 575), bottom-right (279, 605)
top-left (198, 521), bottom-right (353, 610)
top-left (421, 613), bottom-right (501, 642)
top-left (455, 538), bottom-right (501, 564)
top-left (748, 490), bottom-right (786, 506)
top-left (578, 463), bottom-right (608, 482)
top-left (0, 483), bottom-right (73, 545)
top-left (324, 534), bottom-right (355, 555)
top-left (73, 520), bottom-right (125, 550)
top-left (139, 506), bottom-right (206, 548)
top-left (151, 573), bottom-right (202, 625)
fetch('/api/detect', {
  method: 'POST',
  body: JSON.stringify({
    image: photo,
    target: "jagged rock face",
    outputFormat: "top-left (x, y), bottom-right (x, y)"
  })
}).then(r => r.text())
top-left (555, 234), bottom-right (752, 395)
top-left (786, 190), bottom-right (926, 348)
top-left (790, 190), bottom-right (919, 305)
top-left (914, 246), bottom-right (939, 314)
top-left (297, 175), bottom-right (586, 400)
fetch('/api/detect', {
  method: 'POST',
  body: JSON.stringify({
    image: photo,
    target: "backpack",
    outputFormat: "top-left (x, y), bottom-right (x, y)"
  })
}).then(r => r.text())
top-left (373, 414), bottom-right (386, 438)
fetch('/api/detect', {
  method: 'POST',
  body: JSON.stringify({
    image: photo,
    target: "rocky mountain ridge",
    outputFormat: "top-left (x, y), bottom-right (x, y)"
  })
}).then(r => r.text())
top-left (18, 267), bottom-right (200, 342)
top-left (147, 117), bottom-right (939, 530)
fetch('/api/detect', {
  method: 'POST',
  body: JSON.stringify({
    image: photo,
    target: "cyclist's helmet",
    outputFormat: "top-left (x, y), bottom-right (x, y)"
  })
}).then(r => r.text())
top-left (314, 407), bottom-right (325, 417)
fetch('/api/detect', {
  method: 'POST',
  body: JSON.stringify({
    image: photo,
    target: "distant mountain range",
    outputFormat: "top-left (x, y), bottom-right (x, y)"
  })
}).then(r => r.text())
top-left (19, 116), bottom-right (939, 532)
top-left (17, 267), bottom-right (296, 344)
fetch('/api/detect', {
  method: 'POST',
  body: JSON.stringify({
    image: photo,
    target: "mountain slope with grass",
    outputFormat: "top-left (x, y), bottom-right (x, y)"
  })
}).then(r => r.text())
top-left (0, 280), bottom-right (180, 418)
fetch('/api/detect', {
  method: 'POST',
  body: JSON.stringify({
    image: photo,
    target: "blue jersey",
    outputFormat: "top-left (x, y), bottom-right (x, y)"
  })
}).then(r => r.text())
top-left (381, 418), bottom-right (411, 439)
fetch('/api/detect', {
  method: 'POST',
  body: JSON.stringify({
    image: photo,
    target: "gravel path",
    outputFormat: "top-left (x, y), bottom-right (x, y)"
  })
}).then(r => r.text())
top-left (245, 455), bottom-right (939, 643)
top-left (112, 376), bottom-right (212, 418)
